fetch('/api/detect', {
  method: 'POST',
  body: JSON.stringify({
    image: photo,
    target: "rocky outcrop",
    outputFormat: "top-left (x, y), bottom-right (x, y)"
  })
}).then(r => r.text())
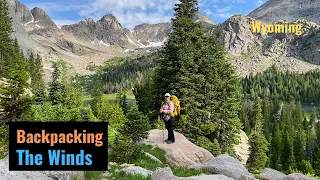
top-left (260, 168), bottom-right (286, 180)
top-left (62, 15), bottom-right (130, 48)
top-left (194, 12), bottom-right (216, 28)
top-left (130, 23), bottom-right (171, 48)
top-left (152, 167), bottom-right (234, 180)
top-left (234, 130), bottom-right (250, 165)
top-left (248, 0), bottom-right (320, 24)
top-left (0, 156), bottom-right (85, 180)
top-left (218, 14), bottom-right (261, 55)
top-left (141, 129), bottom-right (214, 167)
top-left (31, 7), bottom-right (57, 29)
top-left (188, 154), bottom-right (255, 180)
top-left (15, 1), bottom-right (33, 24)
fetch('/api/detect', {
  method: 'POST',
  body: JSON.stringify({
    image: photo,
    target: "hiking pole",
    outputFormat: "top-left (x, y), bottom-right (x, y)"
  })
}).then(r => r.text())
top-left (163, 129), bottom-right (164, 144)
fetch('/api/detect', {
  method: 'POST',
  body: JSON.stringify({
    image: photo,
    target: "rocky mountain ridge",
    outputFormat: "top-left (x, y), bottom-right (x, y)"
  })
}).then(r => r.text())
top-left (248, 0), bottom-right (320, 24)
top-left (5, 0), bottom-right (320, 80)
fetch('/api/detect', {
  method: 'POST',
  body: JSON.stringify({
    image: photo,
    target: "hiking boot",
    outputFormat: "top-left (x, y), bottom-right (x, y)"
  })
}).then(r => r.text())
top-left (167, 140), bottom-right (173, 144)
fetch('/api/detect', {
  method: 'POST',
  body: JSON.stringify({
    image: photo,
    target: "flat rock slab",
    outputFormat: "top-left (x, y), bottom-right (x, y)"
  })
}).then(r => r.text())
top-left (0, 156), bottom-right (85, 180)
top-left (189, 154), bottom-right (255, 180)
top-left (141, 129), bottom-right (214, 167)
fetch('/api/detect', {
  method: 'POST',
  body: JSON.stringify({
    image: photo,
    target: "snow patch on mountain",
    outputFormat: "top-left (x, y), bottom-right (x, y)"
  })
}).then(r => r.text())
top-left (126, 34), bottom-right (139, 47)
top-left (99, 40), bottom-right (109, 47)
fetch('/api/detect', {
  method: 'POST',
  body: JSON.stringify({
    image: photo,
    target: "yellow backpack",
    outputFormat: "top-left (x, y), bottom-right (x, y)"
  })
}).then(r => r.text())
top-left (170, 95), bottom-right (180, 117)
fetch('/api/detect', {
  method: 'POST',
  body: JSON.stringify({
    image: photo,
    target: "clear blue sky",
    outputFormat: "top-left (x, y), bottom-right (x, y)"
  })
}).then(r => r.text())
top-left (20, 0), bottom-right (267, 29)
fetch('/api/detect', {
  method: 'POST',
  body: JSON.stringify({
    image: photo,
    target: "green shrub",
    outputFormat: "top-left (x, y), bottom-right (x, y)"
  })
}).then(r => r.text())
top-left (69, 106), bottom-right (97, 122)
top-left (194, 136), bottom-right (221, 156)
top-left (299, 160), bottom-right (315, 175)
top-left (94, 96), bottom-right (126, 130)
top-left (25, 102), bottom-right (97, 122)
top-left (109, 135), bottom-right (142, 164)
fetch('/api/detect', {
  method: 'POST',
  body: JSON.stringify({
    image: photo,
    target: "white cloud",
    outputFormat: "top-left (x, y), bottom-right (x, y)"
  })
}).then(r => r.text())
top-left (216, 6), bottom-right (231, 13)
top-left (257, 0), bottom-right (264, 6)
top-left (205, 9), bottom-right (212, 16)
top-left (214, 13), bottom-right (233, 19)
top-left (78, 0), bottom-right (179, 29)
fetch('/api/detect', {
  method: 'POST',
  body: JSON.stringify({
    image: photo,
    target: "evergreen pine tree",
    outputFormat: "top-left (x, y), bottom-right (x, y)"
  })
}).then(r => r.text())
top-left (49, 61), bottom-right (64, 105)
top-left (282, 130), bottom-right (296, 172)
top-left (312, 122), bottom-right (320, 176)
top-left (247, 97), bottom-right (269, 173)
top-left (30, 54), bottom-right (48, 103)
top-left (270, 124), bottom-right (282, 170)
top-left (48, 60), bottom-right (81, 108)
top-left (199, 30), bottom-right (242, 152)
top-left (119, 104), bottom-right (151, 143)
top-left (152, 0), bottom-right (206, 136)
top-left (0, 42), bottom-right (32, 121)
top-left (0, 0), bottom-right (15, 77)
top-left (294, 130), bottom-right (306, 171)
top-left (262, 96), bottom-right (271, 142)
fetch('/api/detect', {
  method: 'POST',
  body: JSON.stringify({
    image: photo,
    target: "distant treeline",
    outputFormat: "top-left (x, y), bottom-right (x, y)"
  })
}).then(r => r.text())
top-left (80, 56), bottom-right (320, 105)
top-left (240, 65), bottom-right (320, 104)
top-left (79, 54), bottom-right (156, 95)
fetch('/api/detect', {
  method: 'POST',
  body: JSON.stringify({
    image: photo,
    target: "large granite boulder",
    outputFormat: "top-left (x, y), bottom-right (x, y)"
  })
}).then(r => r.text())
top-left (283, 173), bottom-right (316, 180)
top-left (141, 129), bottom-right (214, 167)
top-left (188, 154), bottom-right (255, 180)
top-left (259, 168), bottom-right (317, 180)
top-left (152, 167), bottom-right (234, 180)
top-left (0, 156), bottom-right (85, 180)
top-left (260, 168), bottom-right (286, 180)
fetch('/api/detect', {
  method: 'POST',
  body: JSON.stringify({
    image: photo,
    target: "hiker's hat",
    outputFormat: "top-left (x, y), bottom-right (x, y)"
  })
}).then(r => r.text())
top-left (164, 93), bottom-right (171, 97)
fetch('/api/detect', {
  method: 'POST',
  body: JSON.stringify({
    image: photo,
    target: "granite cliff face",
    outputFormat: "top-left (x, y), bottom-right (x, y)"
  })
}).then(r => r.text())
top-left (30, 7), bottom-right (58, 29)
top-left (248, 0), bottom-right (320, 24)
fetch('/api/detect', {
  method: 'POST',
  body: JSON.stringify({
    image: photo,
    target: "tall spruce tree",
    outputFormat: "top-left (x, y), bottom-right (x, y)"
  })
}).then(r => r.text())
top-left (198, 30), bottom-right (242, 152)
top-left (49, 61), bottom-right (64, 105)
top-left (294, 130), bottom-right (306, 171)
top-left (0, 42), bottom-right (32, 122)
top-left (312, 122), bottom-right (320, 176)
top-left (270, 124), bottom-right (282, 170)
top-left (153, 0), bottom-right (242, 153)
top-left (247, 97), bottom-right (269, 173)
top-left (152, 0), bottom-right (206, 135)
top-left (282, 130), bottom-right (296, 172)
top-left (0, 0), bottom-right (32, 121)
top-left (30, 54), bottom-right (47, 103)
top-left (0, 0), bottom-right (14, 77)
top-left (48, 60), bottom-right (82, 108)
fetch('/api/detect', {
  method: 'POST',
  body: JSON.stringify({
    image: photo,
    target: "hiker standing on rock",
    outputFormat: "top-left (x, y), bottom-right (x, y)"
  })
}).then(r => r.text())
top-left (160, 93), bottom-right (175, 144)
